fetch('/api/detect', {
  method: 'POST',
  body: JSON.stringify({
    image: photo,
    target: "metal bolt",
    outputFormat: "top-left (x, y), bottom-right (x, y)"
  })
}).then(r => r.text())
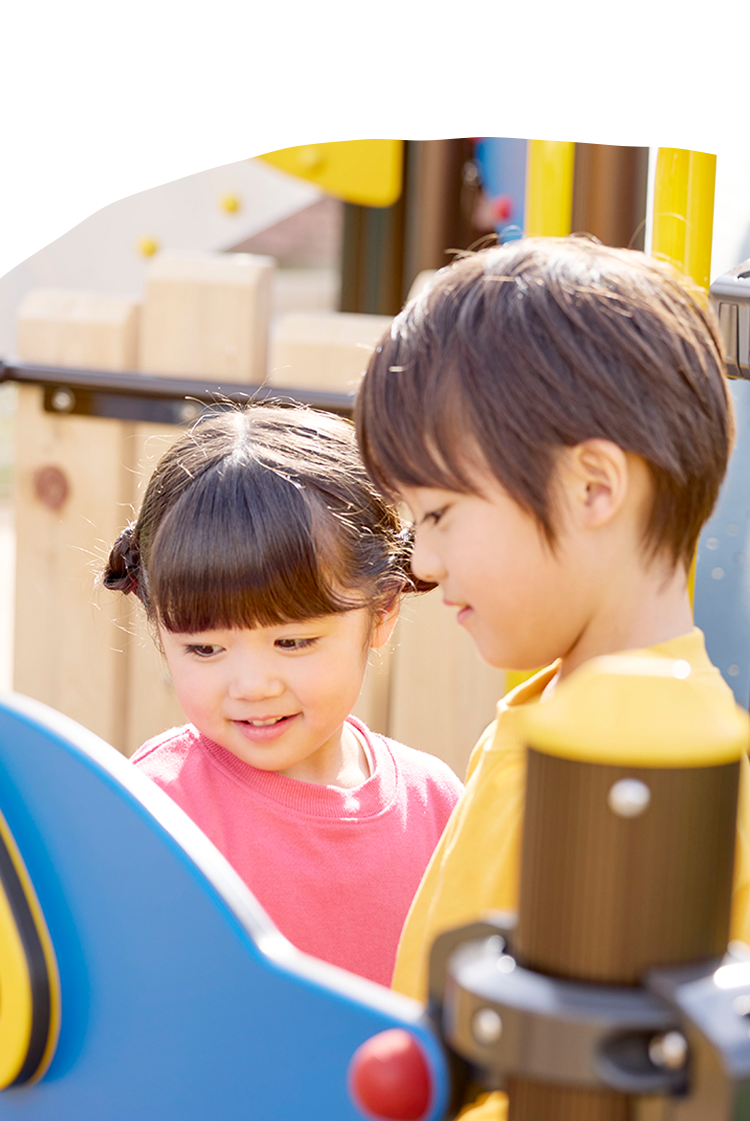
top-left (178, 401), bottom-right (202, 423)
top-left (51, 387), bottom-right (75, 413)
top-left (471, 1007), bottom-right (503, 1046)
top-left (648, 1031), bottom-right (688, 1071)
top-left (608, 778), bottom-right (651, 818)
top-left (733, 994), bottom-right (750, 1017)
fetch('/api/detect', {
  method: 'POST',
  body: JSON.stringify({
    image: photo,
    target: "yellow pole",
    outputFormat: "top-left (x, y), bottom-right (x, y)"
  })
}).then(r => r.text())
top-left (652, 147), bottom-right (716, 293)
top-left (651, 148), bottom-right (717, 606)
top-left (685, 150), bottom-right (717, 293)
top-left (652, 147), bottom-right (690, 273)
top-left (524, 141), bottom-right (575, 237)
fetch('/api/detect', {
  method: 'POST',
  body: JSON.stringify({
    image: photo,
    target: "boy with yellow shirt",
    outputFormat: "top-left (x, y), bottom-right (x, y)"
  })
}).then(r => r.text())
top-left (355, 237), bottom-right (748, 1119)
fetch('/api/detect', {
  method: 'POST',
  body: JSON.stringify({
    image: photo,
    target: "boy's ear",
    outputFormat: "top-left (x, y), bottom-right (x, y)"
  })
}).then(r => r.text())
top-left (559, 439), bottom-right (630, 528)
top-left (370, 598), bottom-right (400, 650)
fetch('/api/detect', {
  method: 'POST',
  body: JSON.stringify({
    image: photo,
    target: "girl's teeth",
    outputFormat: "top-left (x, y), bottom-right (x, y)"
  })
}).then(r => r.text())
top-left (249, 717), bottom-right (283, 727)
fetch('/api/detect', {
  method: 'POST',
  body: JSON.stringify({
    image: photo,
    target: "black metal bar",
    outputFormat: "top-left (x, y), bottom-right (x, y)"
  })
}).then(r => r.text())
top-left (0, 359), bottom-right (356, 417)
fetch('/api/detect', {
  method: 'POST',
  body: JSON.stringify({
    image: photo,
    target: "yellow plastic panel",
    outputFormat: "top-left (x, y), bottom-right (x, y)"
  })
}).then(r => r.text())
top-left (524, 141), bottom-right (575, 237)
top-left (0, 809), bottom-right (60, 1087)
top-left (523, 655), bottom-right (748, 767)
top-left (257, 140), bottom-right (403, 208)
top-left (0, 875), bottom-right (34, 1086)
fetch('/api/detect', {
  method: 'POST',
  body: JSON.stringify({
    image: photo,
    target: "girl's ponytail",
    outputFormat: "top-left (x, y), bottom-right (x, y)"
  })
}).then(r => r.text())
top-left (103, 524), bottom-right (142, 598)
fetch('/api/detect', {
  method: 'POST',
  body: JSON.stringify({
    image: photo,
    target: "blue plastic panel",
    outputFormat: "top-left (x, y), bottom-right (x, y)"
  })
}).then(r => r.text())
top-left (0, 692), bottom-right (450, 1120)
top-left (474, 138), bottom-right (527, 243)
top-left (694, 378), bottom-right (750, 708)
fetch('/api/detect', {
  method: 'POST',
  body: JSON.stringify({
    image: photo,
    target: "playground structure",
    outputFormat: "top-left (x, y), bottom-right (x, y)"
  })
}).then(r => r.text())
top-left (1, 140), bottom-right (750, 1117)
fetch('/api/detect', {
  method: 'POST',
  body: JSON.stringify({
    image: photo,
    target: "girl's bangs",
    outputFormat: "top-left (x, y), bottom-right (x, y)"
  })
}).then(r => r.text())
top-left (148, 462), bottom-right (357, 633)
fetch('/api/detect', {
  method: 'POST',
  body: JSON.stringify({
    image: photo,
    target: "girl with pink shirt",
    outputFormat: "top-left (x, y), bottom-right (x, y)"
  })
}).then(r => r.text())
top-left (102, 405), bottom-right (463, 986)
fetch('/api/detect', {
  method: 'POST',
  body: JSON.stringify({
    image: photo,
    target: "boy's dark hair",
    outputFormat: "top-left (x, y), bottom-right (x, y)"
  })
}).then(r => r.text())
top-left (356, 237), bottom-right (733, 569)
top-left (103, 405), bottom-right (421, 633)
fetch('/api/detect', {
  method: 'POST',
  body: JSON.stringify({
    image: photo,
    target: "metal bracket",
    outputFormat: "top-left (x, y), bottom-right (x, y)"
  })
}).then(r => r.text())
top-left (0, 360), bottom-right (356, 424)
top-left (710, 261), bottom-right (750, 379)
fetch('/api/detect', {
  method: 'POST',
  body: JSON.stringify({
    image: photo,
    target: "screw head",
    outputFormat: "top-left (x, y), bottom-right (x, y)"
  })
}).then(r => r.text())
top-left (178, 401), bottom-right (202, 423)
top-left (471, 1007), bottom-right (502, 1046)
top-left (648, 1031), bottom-right (688, 1071)
top-left (733, 994), bottom-right (750, 1017)
top-left (608, 778), bottom-right (651, 818)
top-left (51, 387), bottom-right (75, 413)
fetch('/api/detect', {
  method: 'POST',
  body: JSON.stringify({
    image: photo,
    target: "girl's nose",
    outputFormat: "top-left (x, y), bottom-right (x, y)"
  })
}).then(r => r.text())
top-left (410, 529), bottom-right (447, 585)
top-left (226, 658), bottom-right (284, 701)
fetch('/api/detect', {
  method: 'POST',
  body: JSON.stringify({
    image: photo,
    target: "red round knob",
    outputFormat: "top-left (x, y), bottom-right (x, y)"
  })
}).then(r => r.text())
top-left (348, 1028), bottom-right (432, 1120)
top-left (491, 195), bottom-right (513, 222)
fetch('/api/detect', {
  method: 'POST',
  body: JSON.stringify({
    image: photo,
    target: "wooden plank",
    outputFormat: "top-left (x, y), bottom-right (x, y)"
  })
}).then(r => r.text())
top-left (16, 290), bottom-right (140, 369)
top-left (127, 250), bottom-right (276, 755)
top-left (388, 589), bottom-right (506, 778)
top-left (139, 252), bottom-right (275, 381)
top-left (268, 311), bottom-right (392, 391)
top-left (122, 424), bottom-right (185, 756)
top-left (14, 291), bottom-right (140, 752)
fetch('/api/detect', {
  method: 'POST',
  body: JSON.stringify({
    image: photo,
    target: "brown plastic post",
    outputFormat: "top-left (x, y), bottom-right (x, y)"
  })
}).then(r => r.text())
top-left (506, 663), bottom-right (743, 1120)
top-left (571, 144), bottom-right (649, 251)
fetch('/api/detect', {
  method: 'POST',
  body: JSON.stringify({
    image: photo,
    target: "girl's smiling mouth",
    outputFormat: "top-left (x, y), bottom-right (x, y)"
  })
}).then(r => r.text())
top-left (233, 714), bottom-right (300, 743)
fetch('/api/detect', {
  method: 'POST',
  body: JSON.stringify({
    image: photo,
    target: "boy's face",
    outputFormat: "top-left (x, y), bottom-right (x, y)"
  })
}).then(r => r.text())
top-left (397, 475), bottom-right (585, 672)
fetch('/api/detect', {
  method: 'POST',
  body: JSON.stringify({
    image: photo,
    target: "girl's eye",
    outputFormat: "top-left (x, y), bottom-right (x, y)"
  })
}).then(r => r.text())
top-left (187, 644), bottom-right (223, 658)
top-left (275, 637), bottom-right (317, 651)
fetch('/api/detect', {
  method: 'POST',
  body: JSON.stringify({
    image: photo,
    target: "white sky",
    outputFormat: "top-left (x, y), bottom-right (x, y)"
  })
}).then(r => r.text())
top-left (2, 0), bottom-right (749, 284)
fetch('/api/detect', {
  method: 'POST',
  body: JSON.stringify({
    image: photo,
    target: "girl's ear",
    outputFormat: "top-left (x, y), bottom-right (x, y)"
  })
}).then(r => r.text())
top-left (557, 439), bottom-right (630, 530)
top-left (370, 597), bottom-right (400, 650)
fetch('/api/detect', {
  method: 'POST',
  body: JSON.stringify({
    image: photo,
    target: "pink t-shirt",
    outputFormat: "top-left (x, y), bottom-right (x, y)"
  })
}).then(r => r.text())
top-left (131, 716), bottom-right (463, 986)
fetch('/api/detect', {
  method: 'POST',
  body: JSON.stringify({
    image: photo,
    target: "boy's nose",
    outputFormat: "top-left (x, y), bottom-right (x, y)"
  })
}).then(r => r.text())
top-left (410, 531), bottom-right (447, 585)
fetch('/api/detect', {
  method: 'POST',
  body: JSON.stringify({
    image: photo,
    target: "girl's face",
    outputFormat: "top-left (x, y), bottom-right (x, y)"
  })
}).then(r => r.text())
top-left (158, 606), bottom-right (397, 785)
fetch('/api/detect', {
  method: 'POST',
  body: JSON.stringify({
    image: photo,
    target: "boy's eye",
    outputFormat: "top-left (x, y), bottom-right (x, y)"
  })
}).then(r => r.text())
top-left (186, 644), bottom-right (223, 658)
top-left (423, 506), bottom-right (448, 526)
top-left (275, 637), bottom-right (317, 651)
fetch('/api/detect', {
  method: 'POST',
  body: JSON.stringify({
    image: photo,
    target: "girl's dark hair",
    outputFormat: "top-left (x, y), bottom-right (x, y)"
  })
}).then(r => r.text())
top-left (356, 237), bottom-right (733, 570)
top-left (103, 405), bottom-right (425, 633)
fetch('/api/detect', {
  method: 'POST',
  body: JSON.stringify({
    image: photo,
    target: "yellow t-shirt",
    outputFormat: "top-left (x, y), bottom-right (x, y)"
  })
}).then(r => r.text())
top-left (391, 629), bottom-right (750, 1121)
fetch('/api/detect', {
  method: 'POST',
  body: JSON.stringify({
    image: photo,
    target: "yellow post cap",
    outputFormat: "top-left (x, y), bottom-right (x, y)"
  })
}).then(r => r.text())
top-left (257, 140), bottom-right (403, 208)
top-left (522, 655), bottom-right (749, 768)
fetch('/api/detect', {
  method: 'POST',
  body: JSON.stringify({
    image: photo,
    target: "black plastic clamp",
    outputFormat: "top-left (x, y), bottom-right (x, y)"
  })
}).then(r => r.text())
top-left (430, 914), bottom-right (750, 1113)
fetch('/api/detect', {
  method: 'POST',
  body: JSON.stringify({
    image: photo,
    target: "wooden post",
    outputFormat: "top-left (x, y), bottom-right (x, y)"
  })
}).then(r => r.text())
top-left (14, 291), bottom-right (140, 753)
